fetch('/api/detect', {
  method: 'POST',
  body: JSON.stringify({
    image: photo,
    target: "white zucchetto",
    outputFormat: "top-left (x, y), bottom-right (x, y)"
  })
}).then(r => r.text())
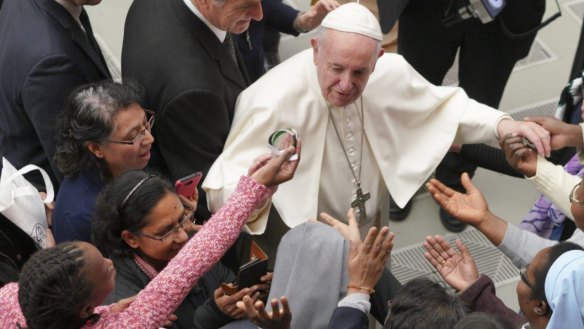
top-left (321, 2), bottom-right (383, 41)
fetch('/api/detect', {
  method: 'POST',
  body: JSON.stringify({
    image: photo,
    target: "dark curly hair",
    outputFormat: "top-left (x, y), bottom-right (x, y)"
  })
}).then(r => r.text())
top-left (91, 170), bottom-right (174, 258)
top-left (53, 80), bottom-right (144, 178)
top-left (18, 242), bottom-right (92, 329)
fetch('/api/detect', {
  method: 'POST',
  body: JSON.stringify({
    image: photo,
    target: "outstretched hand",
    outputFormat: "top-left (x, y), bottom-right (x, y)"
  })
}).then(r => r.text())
top-left (347, 224), bottom-right (394, 294)
top-left (321, 209), bottom-right (394, 294)
top-left (423, 235), bottom-right (479, 292)
top-left (426, 173), bottom-right (490, 227)
top-left (319, 208), bottom-right (360, 241)
top-left (237, 295), bottom-right (292, 329)
top-left (249, 140), bottom-right (301, 187)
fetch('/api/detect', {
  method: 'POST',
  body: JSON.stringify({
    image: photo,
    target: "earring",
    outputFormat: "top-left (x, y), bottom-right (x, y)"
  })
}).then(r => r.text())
top-left (534, 307), bottom-right (545, 315)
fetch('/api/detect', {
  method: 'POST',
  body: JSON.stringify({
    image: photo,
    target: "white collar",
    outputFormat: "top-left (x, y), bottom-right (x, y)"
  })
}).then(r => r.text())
top-left (182, 0), bottom-right (227, 42)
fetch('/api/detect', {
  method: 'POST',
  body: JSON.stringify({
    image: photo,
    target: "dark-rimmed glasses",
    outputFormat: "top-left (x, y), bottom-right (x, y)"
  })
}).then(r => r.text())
top-left (135, 214), bottom-right (189, 242)
top-left (107, 109), bottom-right (155, 146)
top-left (520, 263), bottom-right (541, 295)
top-left (570, 182), bottom-right (584, 206)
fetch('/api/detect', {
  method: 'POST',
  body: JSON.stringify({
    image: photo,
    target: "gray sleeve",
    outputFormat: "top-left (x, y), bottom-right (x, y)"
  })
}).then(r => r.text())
top-left (337, 293), bottom-right (371, 314)
top-left (499, 224), bottom-right (558, 268)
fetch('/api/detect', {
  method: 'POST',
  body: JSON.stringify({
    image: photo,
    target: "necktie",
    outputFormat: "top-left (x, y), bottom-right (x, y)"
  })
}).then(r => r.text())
top-left (223, 33), bottom-right (239, 67)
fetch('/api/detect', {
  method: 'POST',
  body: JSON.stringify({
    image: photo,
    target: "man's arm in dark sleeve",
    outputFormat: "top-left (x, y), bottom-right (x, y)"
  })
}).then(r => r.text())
top-left (156, 89), bottom-right (233, 220)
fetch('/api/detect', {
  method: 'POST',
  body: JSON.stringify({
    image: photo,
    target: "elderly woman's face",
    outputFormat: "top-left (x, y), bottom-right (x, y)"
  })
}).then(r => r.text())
top-left (99, 103), bottom-right (154, 177)
top-left (516, 248), bottom-right (550, 328)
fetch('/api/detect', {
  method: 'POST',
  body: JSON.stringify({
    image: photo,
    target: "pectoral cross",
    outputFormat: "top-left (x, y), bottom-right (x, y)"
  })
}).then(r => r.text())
top-left (351, 187), bottom-right (371, 222)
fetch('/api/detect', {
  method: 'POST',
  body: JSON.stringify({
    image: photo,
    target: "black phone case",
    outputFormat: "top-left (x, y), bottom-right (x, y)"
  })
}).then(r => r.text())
top-left (237, 258), bottom-right (268, 289)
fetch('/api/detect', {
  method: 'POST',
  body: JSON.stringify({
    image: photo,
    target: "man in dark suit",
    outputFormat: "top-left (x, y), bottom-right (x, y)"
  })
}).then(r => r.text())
top-left (122, 0), bottom-right (262, 222)
top-left (0, 0), bottom-right (111, 190)
top-left (0, 0), bottom-right (110, 190)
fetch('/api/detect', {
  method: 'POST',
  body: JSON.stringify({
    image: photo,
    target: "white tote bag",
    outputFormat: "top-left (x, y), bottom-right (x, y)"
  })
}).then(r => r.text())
top-left (0, 158), bottom-right (54, 248)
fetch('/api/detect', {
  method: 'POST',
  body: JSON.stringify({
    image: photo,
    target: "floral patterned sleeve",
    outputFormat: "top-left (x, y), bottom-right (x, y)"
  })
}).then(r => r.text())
top-left (92, 176), bottom-right (268, 328)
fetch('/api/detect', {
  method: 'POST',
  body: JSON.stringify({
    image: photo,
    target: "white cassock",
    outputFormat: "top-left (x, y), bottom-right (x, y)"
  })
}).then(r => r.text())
top-left (203, 49), bottom-right (508, 234)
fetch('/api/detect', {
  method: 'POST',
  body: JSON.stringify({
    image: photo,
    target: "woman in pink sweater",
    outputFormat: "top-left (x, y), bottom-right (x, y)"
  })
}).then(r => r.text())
top-left (0, 145), bottom-right (299, 329)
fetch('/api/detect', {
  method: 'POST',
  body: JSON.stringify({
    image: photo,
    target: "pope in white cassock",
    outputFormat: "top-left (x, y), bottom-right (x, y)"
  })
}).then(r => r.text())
top-left (203, 3), bottom-right (551, 247)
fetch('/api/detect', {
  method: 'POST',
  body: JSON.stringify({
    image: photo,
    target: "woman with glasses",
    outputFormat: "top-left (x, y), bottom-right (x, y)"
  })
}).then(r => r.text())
top-left (52, 80), bottom-right (155, 243)
top-left (91, 170), bottom-right (267, 328)
top-left (0, 145), bottom-right (300, 329)
top-left (424, 235), bottom-right (584, 329)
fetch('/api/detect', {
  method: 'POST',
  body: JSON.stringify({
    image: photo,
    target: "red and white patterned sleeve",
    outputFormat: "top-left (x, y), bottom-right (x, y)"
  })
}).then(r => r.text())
top-left (93, 176), bottom-right (268, 328)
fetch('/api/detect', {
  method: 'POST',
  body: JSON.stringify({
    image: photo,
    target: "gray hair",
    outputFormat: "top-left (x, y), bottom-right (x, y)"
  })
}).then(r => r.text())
top-left (54, 80), bottom-right (144, 177)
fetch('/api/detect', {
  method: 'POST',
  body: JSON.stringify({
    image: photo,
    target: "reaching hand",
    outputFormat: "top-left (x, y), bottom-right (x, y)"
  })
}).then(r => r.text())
top-left (499, 133), bottom-right (537, 177)
top-left (237, 295), bottom-right (292, 329)
top-left (347, 224), bottom-right (394, 295)
top-left (524, 116), bottom-right (583, 150)
top-left (295, 0), bottom-right (340, 32)
top-left (249, 140), bottom-right (301, 187)
top-left (319, 208), bottom-right (360, 241)
top-left (214, 286), bottom-right (260, 319)
top-left (423, 236), bottom-right (479, 292)
top-left (496, 119), bottom-right (551, 157)
top-left (426, 173), bottom-right (490, 227)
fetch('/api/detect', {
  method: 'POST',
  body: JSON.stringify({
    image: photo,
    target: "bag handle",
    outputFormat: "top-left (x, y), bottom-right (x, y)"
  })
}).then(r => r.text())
top-left (0, 163), bottom-right (54, 203)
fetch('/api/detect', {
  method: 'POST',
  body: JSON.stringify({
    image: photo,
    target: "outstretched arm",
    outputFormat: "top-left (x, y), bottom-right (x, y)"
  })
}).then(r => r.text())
top-left (426, 173), bottom-right (508, 246)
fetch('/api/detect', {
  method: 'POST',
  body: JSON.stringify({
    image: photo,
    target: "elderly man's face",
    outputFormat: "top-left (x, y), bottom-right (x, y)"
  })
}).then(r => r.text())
top-left (311, 30), bottom-right (383, 107)
top-left (199, 0), bottom-right (263, 34)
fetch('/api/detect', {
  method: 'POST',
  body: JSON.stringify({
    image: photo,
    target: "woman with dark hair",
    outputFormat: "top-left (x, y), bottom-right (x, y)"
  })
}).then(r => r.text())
top-left (52, 80), bottom-right (154, 243)
top-left (0, 145), bottom-right (300, 329)
top-left (92, 170), bottom-right (260, 328)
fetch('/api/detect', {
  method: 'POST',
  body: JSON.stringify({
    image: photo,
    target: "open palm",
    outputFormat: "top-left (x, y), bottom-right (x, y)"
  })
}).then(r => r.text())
top-left (423, 235), bottom-right (479, 292)
top-left (426, 173), bottom-right (490, 227)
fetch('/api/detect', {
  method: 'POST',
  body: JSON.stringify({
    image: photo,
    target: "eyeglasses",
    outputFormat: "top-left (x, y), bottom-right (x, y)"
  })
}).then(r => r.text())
top-left (520, 263), bottom-right (541, 296)
top-left (570, 182), bottom-right (584, 206)
top-left (107, 109), bottom-right (155, 146)
top-left (135, 214), bottom-right (189, 242)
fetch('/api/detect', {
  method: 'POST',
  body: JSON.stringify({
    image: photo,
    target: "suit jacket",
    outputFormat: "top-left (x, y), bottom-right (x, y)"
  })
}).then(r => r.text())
top-left (122, 0), bottom-right (249, 220)
top-left (326, 307), bottom-right (369, 329)
top-left (0, 0), bottom-right (110, 189)
top-left (235, 0), bottom-right (299, 83)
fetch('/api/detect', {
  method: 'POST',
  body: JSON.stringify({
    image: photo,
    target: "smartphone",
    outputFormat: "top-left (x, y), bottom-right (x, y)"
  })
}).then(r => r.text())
top-left (175, 172), bottom-right (202, 199)
top-left (237, 258), bottom-right (268, 289)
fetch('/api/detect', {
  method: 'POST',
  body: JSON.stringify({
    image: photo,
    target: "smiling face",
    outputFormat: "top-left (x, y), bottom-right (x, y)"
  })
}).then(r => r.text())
top-left (97, 103), bottom-right (154, 177)
top-left (196, 0), bottom-right (263, 34)
top-left (122, 192), bottom-right (189, 265)
top-left (311, 29), bottom-right (383, 107)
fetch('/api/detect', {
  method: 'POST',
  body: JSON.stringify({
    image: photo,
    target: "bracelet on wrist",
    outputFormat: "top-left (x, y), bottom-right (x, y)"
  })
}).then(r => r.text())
top-left (347, 284), bottom-right (375, 294)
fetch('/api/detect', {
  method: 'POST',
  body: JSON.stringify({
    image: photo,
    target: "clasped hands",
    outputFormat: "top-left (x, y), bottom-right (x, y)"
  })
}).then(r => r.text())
top-left (497, 115), bottom-right (583, 177)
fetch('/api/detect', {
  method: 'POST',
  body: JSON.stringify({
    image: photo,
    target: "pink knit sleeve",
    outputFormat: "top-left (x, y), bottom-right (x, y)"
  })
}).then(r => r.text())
top-left (0, 283), bottom-right (26, 328)
top-left (93, 176), bottom-right (268, 328)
